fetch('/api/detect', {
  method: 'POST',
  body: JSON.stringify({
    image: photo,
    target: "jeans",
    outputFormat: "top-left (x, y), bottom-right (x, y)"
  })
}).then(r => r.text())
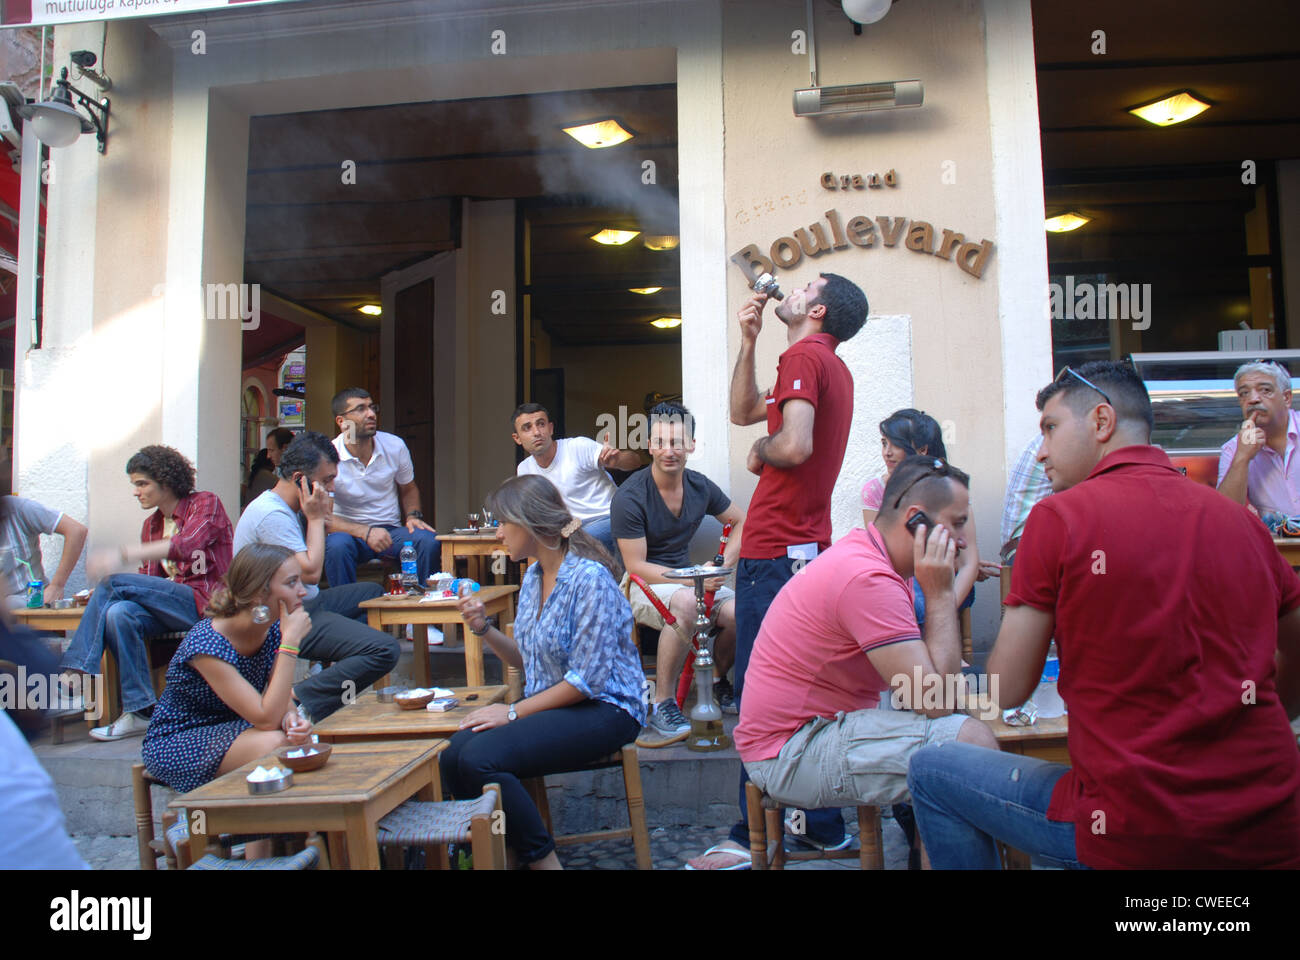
top-left (728, 556), bottom-right (843, 848)
top-left (59, 574), bottom-right (200, 714)
top-left (907, 741), bottom-right (1086, 869)
top-left (323, 526), bottom-right (441, 588)
top-left (580, 515), bottom-right (617, 559)
top-left (296, 583), bottom-right (399, 722)
top-left (439, 699), bottom-right (640, 865)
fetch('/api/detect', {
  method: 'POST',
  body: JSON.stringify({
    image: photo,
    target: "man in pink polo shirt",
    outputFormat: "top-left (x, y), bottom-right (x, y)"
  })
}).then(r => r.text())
top-left (1218, 360), bottom-right (1300, 515)
top-left (734, 456), bottom-right (996, 845)
top-left (909, 361), bottom-right (1300, 868)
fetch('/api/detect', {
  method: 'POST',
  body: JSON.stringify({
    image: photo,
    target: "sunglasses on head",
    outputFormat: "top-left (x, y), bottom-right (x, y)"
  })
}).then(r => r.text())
top-left (1054, 366), bottom-right (1112, 407)
top-left (891, 458), bottom-right (950, 510)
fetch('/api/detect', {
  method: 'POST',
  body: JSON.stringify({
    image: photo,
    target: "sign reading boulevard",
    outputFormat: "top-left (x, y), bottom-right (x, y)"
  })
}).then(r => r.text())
top-left (0, 0), bottom-right (309, 27)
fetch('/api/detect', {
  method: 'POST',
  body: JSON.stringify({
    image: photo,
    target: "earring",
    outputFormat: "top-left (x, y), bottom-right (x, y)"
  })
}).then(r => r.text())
top-left (251, 605), bottom-right (271, 624)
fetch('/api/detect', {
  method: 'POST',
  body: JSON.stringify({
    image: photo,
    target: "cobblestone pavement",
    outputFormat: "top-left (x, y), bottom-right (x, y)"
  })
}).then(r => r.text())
top-left (73, 811), bottom-right (911, 870)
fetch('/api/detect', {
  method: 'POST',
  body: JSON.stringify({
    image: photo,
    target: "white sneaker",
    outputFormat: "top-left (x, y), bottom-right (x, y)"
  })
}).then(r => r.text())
top-left (89, 711), bottom-right (150, 742)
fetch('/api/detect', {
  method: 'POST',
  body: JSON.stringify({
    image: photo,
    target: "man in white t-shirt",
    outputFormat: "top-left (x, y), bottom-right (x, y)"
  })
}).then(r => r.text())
top-left (323, 387), bottom-right (440, 587)
top-left (1, 496), bottom-right (88, 608)
top-left (512, 403), bottom-right (641, 556)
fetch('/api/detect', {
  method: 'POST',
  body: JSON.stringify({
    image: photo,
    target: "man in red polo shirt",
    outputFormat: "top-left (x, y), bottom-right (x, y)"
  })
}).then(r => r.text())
top-left (687, 271), bottom-right (868, 870)
top-left (908, 361), bottom-right (1300, 868)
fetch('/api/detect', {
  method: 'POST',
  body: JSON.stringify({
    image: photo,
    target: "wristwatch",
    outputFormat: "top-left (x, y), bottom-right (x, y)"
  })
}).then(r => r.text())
top-left (507, 703), bottom-right (518, 722)
top-left (405, 510), bottom-right (424, 521)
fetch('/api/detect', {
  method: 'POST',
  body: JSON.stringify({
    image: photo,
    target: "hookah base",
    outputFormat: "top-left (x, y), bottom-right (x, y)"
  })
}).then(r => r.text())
top-left (686, 718), bottom-right (732, 753)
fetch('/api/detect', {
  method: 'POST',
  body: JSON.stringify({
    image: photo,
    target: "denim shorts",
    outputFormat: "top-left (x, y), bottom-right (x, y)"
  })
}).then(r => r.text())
top-left (746, 708), bottom-right (968, 809)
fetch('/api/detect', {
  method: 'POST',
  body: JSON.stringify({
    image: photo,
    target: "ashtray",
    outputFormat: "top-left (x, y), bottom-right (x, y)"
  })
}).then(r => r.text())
top-left (376, 686), bottom-right (402, 703)
top-left (48, 598), bottom-right (74, 610)
top-left (394, 688), bottom-right (436, 710)
top-left (245, 765), bottom-right (293, 794)
top-left (276, 742), bottom-right (332, 773)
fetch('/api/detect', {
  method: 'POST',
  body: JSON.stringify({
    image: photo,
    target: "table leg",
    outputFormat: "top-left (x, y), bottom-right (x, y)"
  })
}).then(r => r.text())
top-left (327, 831), bottom-right (350, 870)
top-left (344, 810), bottom-right (381, 870)
top-left (413, 624), bottom-right (431, 688)
top-left (464, 622), bottom-right (485, 687)
top-left (441, 543), bottom-right (454, 577)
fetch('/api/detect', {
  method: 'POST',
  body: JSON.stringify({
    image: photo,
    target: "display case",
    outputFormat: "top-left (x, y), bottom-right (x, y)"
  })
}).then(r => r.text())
top-left (1132, 350), bottom-right (1300, 486)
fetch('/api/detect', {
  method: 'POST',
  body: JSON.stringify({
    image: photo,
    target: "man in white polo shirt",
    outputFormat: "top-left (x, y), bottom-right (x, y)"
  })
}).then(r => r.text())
top-left (512, 402), bottom-right (641, 557)
top-left (323, 387), bottom-right (440, 587)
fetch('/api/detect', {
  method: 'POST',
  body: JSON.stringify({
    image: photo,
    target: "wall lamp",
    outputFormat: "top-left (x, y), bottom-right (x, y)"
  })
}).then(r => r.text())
top-left (16, 52), bottom-right (111, 154)
top-left (796, 1), bottom-right (920, 117)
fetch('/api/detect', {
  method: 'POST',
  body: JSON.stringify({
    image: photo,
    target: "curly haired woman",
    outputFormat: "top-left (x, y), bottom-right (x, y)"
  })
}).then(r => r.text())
top-left (58, 445), bottom-right (233, 742)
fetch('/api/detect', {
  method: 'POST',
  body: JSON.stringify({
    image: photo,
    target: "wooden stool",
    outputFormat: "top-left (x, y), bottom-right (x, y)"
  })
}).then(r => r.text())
top-left (375, 783), bottom-right (506, 870)
top-left (132, 763), bottom-right (176, 870)
top-left (744, 781), bottom-right (884, 870)
top-left (524, 743), bottom-right (653, 870)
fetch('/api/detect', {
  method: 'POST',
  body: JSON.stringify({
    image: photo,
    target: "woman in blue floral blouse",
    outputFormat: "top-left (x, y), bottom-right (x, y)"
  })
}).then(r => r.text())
top-left (446, 474), bottom-right (646, 869)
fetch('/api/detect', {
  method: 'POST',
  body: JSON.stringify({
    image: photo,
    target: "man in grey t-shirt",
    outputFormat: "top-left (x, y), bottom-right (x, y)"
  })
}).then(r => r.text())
top-left (1, 496), bottom-right (88, 608)
top-left (233, 431), bottom-right (398, 721)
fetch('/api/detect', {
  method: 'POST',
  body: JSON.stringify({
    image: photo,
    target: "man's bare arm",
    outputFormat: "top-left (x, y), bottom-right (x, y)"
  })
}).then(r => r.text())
top-left (730, 294), bottom-right (768, 426)
top-left (753, 399), bottom-right (815, 468)
top-left (987, 604), bottom-right (1055, 709)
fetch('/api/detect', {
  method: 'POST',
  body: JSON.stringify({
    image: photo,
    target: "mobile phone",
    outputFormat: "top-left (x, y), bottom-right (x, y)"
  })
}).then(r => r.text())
top-left (905, 510), bottom-right (932, 535)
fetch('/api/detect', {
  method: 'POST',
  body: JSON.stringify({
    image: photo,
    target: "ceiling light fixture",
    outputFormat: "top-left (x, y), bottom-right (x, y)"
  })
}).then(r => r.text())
top-left (643, 235), bottom-right (679, 251)
top-left (561, 118), bottom-right (635, 149)
top-left (628, 287), bottom-right (663, 295)
top-left (15, 53), bottom-right (111, 153)
top-left (590, 229), bottom-right (640, 246)
top-left (1045, 212), bottom-right (1091, 233)
top-left (358, 304), bottom-right (382, 316)
top-left (650, 317), bottom-right (682, 329)
top-left (1127, 90), bottom-right (1211, 127)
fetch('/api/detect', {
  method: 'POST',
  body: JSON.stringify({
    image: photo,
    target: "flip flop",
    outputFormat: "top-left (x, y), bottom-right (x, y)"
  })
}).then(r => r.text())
top-left (684, 842), bottom-right (751, 870)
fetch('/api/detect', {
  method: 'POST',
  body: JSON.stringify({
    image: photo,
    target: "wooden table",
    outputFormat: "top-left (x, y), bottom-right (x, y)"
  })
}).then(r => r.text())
top-left (313, 685), bottom-right (508, 743)
top-left (437, 531), bottom-right (507, 584)
top-left (360, 585), bottom-right (518, 688)
top-left (169, 739), bottom-right (445, 870)
top-left (11, 605), bottom-right (86, 633)
top-left (12, 606), bottom-right (97, 737)
top-left (987, 712), bottom-right (1070, 868)
top-left (1274, 538), bottom-right (1300, 570)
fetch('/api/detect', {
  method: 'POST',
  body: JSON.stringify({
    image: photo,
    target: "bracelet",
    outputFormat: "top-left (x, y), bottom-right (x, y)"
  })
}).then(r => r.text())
top-left (366, 526), bottom-right (376, 541)
top-left (279, 645), bottom-right (300, 656)
top-left (469, 621), bottom-right (490, 637)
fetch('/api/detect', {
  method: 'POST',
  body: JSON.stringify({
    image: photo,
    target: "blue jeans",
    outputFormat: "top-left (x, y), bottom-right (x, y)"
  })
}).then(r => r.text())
top-left (728, 556), bottom-right (844, 848)
top-left (59, 574), bottom-right (200, 714)
top-left (907, 741), bottom-right (1087, 869)
top-left (296, 582), bottom-right (398, 722)
top-left (440, 699), bottom-right (640, 865)
top-left (323, 525), bottom-right (440, 587)
top-left (580, 515), bottom-right (616, 559)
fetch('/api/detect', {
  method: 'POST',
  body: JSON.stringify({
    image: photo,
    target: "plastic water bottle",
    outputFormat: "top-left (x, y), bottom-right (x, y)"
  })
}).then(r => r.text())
top-left (400, 541), bottom-right (419, 591)
top-left (452, 578), bottom-right (481, 596)
top-left (1033, 642), bottom-right (1066, 718)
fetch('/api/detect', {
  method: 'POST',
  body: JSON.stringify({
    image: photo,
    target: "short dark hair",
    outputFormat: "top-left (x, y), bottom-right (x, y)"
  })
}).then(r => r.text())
top-left (648, 401), bottom-right (695, 439)
top-left (125, 445), bottom-right (196, 499)
top-left (511, 403), bottom-right (549, 430)
top-left (278, 430), bottom-right (339, 481)
top-left (1035, 361), bottom-right (1153, 438)
top-left (266, 427), bottom-right (295, 449)
top-left (331, 387), bottom-right (372, 418)
top-left (813, 272), bottom-right (868, 342)
top-left (878, 455), bottom-right (971, 524)
top-left (880, 409), bottom-right (947, 461)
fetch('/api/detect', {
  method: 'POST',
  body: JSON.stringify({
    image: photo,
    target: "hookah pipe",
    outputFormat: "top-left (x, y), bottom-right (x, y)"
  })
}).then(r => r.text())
top-left (628, 522), bottom-right (733, 709)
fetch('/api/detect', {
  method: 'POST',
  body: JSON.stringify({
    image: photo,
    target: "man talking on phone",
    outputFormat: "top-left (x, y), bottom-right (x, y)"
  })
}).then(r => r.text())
top-left (234, 431), bottom-right (398, 721)
top-left (686, 272), bottom-right (868, 870)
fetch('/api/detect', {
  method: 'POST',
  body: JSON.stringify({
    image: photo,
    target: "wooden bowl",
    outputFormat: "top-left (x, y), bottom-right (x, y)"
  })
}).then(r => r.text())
top-left (275, 742), bottom-right (332, 772)
top-left (394, 690), bottom-right (436, 710)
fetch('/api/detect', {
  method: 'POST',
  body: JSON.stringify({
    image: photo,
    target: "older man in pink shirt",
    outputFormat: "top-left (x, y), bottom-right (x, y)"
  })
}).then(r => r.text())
top-left (1218, 361), bottom-right (1300, 515)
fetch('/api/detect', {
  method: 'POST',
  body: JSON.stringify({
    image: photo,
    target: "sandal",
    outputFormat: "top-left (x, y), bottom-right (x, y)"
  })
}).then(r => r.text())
top-left (684, 842), bottom-right (751, 870)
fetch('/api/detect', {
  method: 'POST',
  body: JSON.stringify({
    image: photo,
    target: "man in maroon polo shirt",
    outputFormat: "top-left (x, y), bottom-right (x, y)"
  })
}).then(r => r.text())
top-left (908, 361), bottom-right (1300, 868)
top-left (686, 271), bottom-right (868, 870)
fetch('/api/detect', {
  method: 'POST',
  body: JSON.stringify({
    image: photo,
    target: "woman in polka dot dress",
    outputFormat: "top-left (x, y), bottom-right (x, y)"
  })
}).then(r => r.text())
top-left (143, 543), bottom-right (314, 799)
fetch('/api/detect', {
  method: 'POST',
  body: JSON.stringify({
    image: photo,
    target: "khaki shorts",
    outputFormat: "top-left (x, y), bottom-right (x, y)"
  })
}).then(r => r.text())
top-left (620, 574), bottom-right (734, 631)
top-left (746, 708), bottom-right (968, 808)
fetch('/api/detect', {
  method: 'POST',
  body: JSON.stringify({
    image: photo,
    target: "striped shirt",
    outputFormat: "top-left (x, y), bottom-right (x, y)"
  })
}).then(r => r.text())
top-left (1000, 435), bottom-right (1052, 562)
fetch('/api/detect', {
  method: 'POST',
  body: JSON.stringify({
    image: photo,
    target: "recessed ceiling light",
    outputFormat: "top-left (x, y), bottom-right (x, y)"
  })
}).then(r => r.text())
top-left (561, 118), bottom-right (635, 149)
top-left (628, 287), bottom-right (662, 295)
top-left (643, 235), bottom-right (679, 251)
top-left (358, 304), bottom-right (382, 316)
top-left (650, 317), bottom-right (682, 329)
top-left (1045, 212), bottom-right (1090, 233)
top-left (590, 229), bottom-right (640, 246)
top-left (1128, 90), bottom-right (1210, 127)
